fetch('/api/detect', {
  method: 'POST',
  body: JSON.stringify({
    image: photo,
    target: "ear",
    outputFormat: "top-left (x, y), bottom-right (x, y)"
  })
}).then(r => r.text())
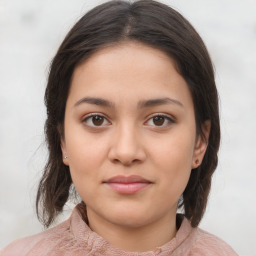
top-left (60, 138), bottom-right (69, 166)
top-left (58, 124), bottom-right (69, 166)
top-left (191, 120), bottom-right (211, 169)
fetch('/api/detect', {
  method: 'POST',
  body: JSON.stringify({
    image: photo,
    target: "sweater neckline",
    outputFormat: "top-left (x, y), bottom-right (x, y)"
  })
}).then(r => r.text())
top-left (68, 205), bottom-right (193, 256)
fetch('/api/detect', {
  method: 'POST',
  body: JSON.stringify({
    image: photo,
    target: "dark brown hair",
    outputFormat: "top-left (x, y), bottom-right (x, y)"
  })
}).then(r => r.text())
top-left (36, 0), bottom-right (220, 228)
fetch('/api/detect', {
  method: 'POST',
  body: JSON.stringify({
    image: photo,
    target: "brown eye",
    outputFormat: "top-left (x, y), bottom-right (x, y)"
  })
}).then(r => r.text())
top-left (153, 116), bottom-right (165, 126)
top-left (83, 114), bottom-right (110, 127)
top-left (145, 114), bottom-right (174, 128)
top-left (92, 115), bottom-right (104, 126)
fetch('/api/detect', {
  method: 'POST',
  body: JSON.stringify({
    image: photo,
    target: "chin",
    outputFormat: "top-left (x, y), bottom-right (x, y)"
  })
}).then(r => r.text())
top-left (111, 214), bottom-right (151, 228)
top-left (105, 206), bottom-right (159, 229)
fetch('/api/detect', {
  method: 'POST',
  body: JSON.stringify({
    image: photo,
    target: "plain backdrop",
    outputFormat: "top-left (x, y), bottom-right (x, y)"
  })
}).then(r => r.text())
top-left (0, 0), bottom-right (256, 255)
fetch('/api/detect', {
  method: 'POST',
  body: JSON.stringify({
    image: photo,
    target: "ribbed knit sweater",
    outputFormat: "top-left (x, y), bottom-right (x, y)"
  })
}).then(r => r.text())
top-left (1, 205), bottom-right (238, 256)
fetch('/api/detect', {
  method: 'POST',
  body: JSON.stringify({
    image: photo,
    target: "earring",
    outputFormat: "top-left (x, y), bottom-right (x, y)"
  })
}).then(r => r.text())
top-left (64, 156), bottom-right (68, 159)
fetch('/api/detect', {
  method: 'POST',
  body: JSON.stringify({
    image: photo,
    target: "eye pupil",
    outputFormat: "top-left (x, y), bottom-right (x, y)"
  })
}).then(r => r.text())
top-left (153, 116), bottom-right (164, 126)
top-left (92, 116), bottom-right (104, 126)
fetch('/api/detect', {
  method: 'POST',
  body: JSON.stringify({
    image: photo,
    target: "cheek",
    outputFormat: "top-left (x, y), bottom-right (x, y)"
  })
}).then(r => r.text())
top-left (66, 137), bottom-right (106, 200)
top-left (148, 131), bottom-right (195, 193)
top-left (150, 130), bottom-right (195, 170)
top-left (64, 130), bottom-right (111, 194)
top-left (65, 125), bottom-right (109, 167)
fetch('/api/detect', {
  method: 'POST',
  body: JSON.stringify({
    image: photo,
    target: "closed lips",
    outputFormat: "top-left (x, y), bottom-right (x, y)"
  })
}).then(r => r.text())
top-left (104, 175), bottom-right (152, 194)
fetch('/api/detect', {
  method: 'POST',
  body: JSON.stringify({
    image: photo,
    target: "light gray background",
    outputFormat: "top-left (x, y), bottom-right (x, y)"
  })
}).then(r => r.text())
top-left (0, 0), bottom-right (255, 255)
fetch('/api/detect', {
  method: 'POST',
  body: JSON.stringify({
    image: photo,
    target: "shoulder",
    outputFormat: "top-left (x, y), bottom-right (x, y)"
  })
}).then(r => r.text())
top-left (188, 226), bottom-right (238, 256)
top-left (0, 219), bottom-right (70, 256)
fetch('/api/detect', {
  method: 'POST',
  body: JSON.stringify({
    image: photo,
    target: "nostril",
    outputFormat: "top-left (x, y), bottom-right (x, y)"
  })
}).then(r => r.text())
top-left (112, 157), bottom-right (141, 166)
top-left (107, 133), bottom-right (147, 165)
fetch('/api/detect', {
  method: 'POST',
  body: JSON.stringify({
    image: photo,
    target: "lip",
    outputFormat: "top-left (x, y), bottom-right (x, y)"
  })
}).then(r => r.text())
top-left (103, 175), bottom-right (152, 194)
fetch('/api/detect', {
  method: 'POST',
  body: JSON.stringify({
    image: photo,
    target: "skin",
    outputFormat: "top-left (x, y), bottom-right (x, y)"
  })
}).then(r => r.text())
top-left (61, 42), bottom-right (209, 252)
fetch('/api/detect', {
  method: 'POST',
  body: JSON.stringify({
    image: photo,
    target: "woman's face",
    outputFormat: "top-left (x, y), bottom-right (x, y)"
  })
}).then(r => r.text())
top-left (61, 42), bottom-right (208, 230)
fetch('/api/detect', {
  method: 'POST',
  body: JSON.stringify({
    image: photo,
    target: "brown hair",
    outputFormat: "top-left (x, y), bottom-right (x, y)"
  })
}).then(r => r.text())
top-left (36, 0), bottom-right (220, 228)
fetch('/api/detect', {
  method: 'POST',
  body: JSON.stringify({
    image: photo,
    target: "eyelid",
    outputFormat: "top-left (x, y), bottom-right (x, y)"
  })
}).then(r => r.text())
top-left (144, 113), bottom-right (176, 127)
top-left (82, 113), bottom-right (111, 127)
top-left (81, 112), bottom-right (175, 128)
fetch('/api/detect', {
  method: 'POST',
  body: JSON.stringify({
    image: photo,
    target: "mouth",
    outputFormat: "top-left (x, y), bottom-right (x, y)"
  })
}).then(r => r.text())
top-left (103, 175), bottom-right (153, 194)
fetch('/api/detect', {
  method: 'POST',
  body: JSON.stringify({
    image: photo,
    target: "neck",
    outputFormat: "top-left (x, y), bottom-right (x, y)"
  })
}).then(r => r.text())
top-left (86, 208), bottom-right (177, 252)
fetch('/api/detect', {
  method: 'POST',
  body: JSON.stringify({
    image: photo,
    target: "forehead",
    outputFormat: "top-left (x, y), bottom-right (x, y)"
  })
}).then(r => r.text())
top-left (68, 42), bottom-right (193, 109)
top-left (73, 41), bottom-right (179, 85)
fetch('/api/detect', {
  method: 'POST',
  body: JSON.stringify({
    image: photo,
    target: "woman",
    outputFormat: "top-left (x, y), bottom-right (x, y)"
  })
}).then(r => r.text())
top-left (1, 0), bottom-right (238, 255)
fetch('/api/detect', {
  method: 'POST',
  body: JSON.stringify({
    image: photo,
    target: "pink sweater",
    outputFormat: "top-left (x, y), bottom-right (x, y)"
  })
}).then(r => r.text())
top-left (1, 206), bottom-right (238, 256)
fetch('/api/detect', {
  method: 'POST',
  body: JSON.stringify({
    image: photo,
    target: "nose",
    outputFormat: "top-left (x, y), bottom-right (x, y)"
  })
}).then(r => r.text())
top-left (108, 124), bottom-right (146, 166)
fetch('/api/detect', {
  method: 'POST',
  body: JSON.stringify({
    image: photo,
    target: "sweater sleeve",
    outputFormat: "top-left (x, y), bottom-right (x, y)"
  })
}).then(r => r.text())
top-left (0, 235), bottom-right (43, 256)
top-left (189, 228), bottom-right (239, 256)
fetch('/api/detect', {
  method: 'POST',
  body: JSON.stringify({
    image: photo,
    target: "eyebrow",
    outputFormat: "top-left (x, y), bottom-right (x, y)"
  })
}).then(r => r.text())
top-left (74, 97), bottom-right (183, 108)
top-left (138, 97), bottom-right (183, 108)
top-left (74, 97), bottom-right (114, 108)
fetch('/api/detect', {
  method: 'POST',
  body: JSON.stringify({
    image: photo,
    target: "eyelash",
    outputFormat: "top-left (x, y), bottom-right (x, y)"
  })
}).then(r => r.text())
top-left (82, 113), bottom-right (175, 128)
top-left (82, 113), bottom-right (111, 128)
top-left (145, 114), bottom-right (175, 127)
